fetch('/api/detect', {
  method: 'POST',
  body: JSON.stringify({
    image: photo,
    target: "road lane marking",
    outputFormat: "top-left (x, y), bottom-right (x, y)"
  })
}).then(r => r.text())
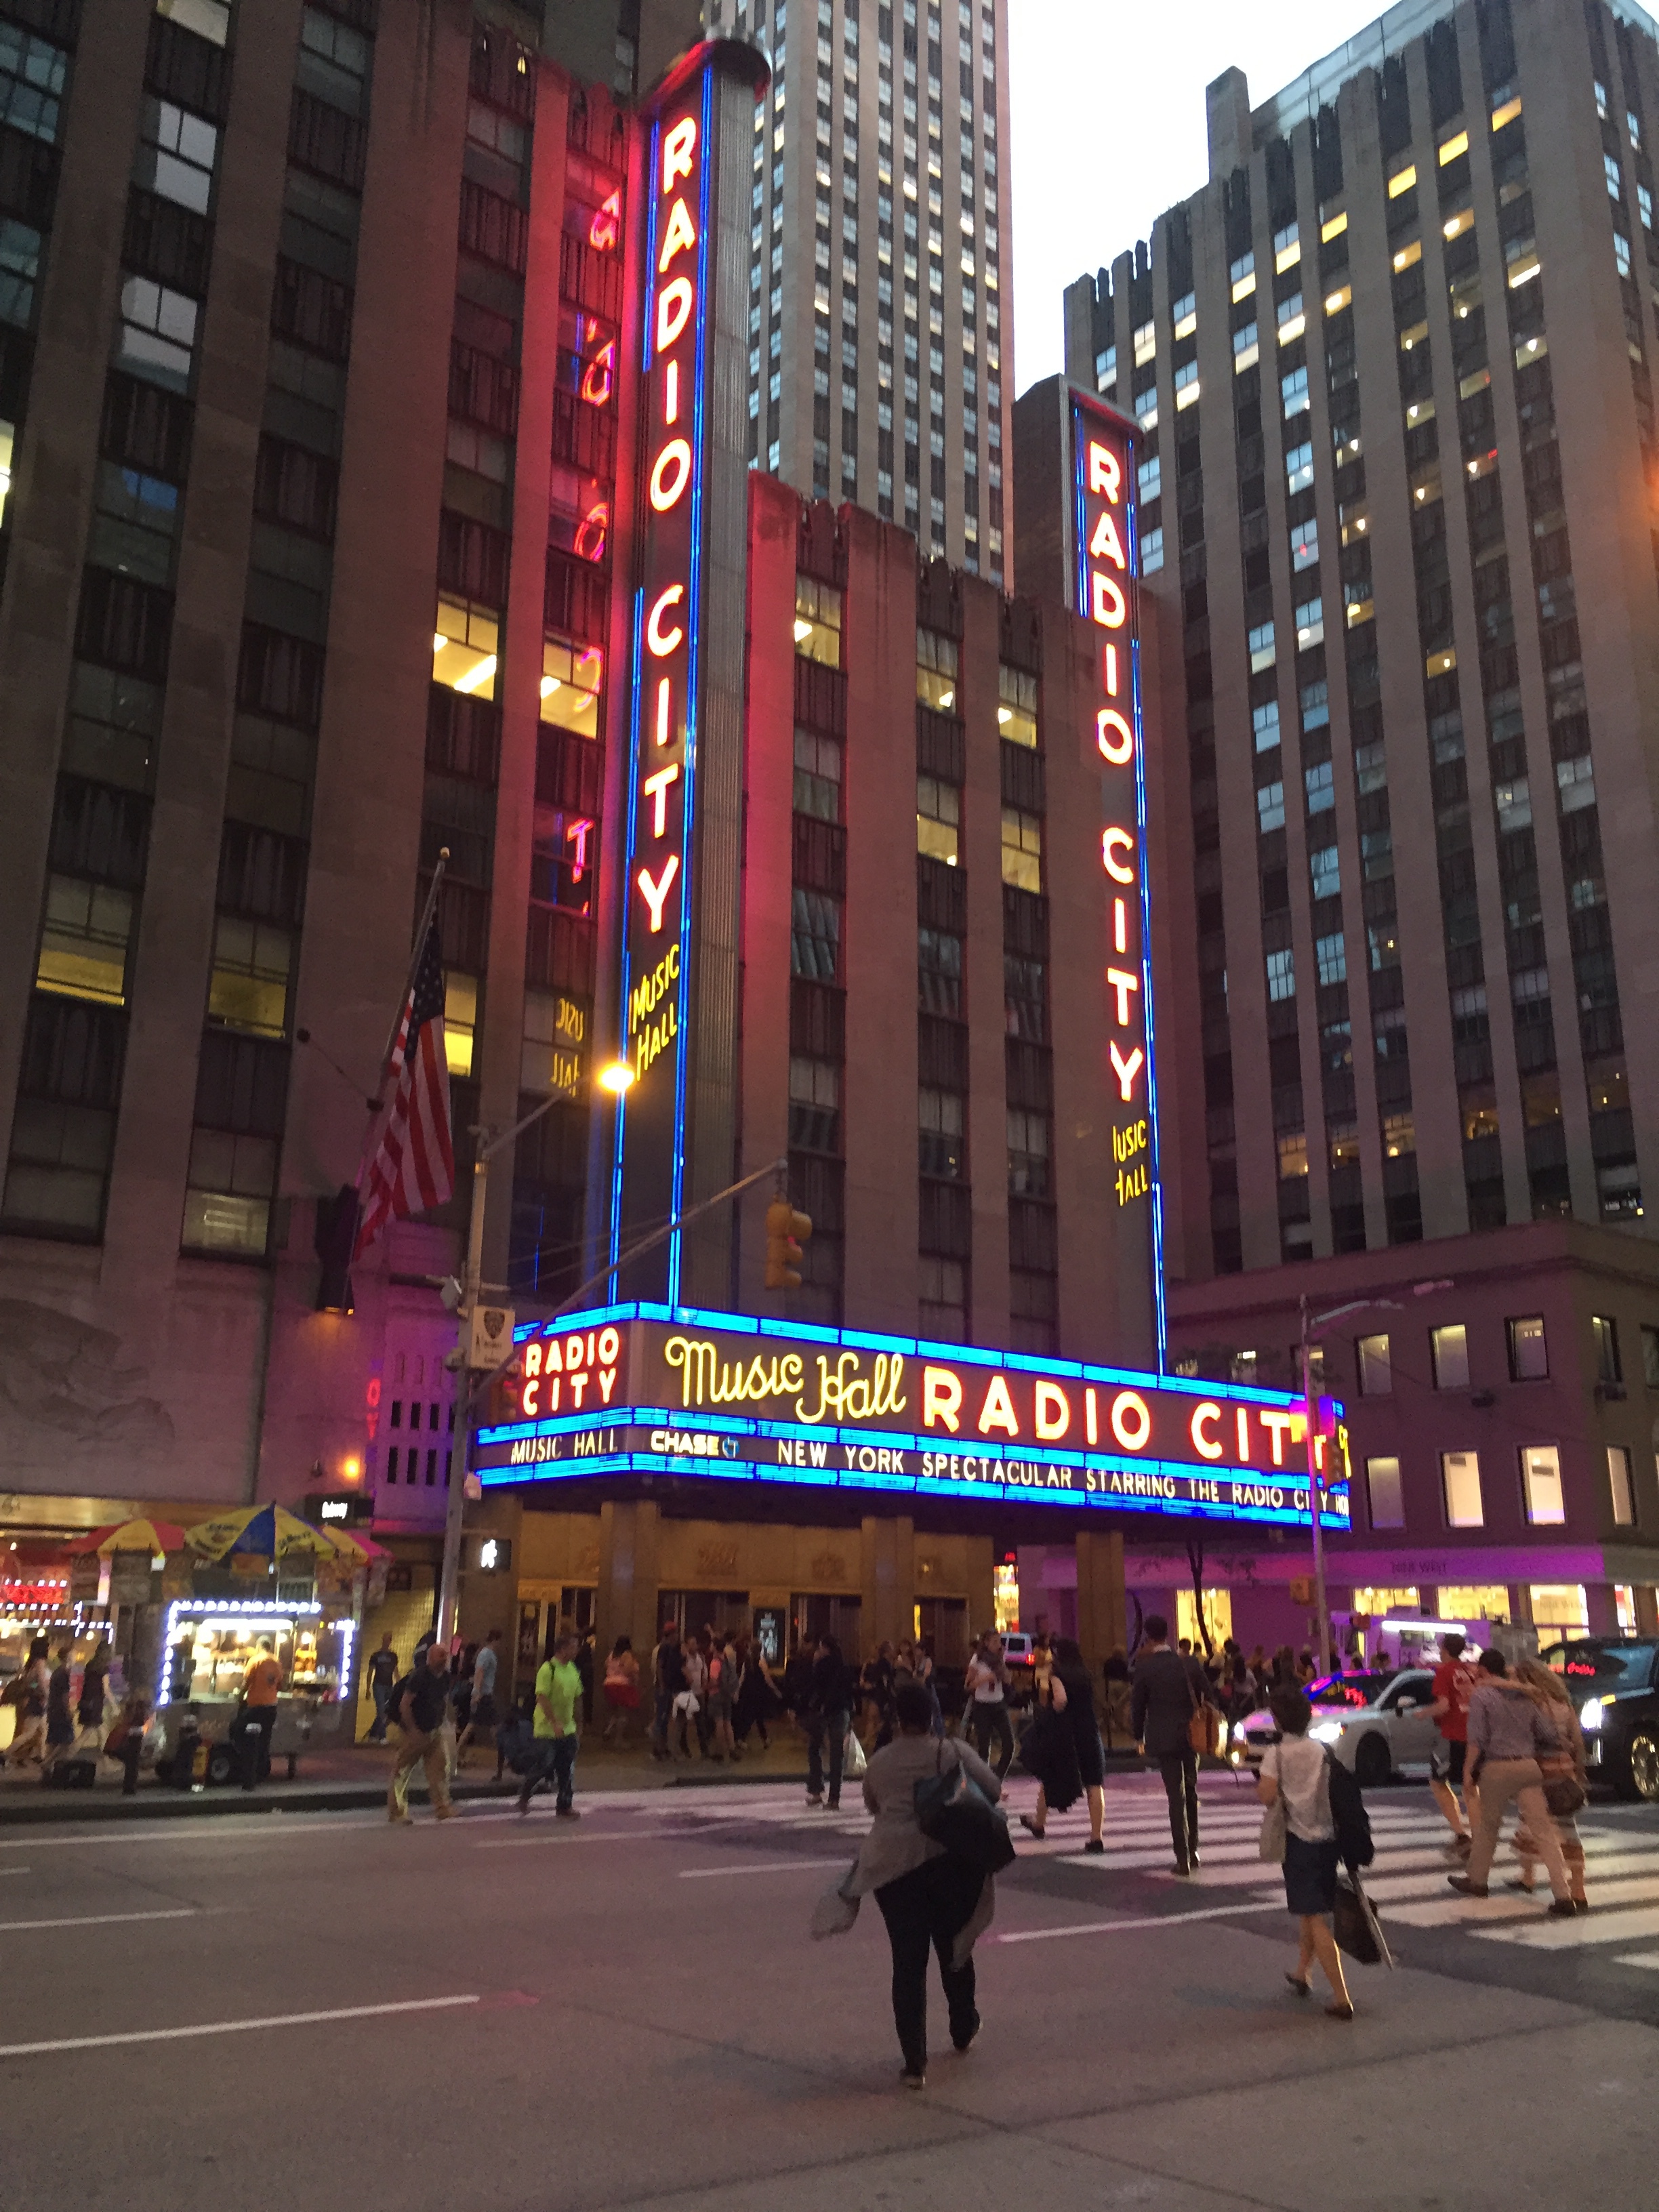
top-left (678, 1859), bottom-right (851, 1879)
top-left (0, 1908), bottom-right (203, 1933)
top-left (996, 1900), bottom-right (1285, 1944)
top-left (0, 1994), bottom-right (479, 2059)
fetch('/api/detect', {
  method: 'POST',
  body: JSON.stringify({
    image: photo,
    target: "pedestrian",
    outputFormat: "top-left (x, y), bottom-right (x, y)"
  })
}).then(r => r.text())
top-left (733, 1636), bottom-right (779, 1753)
top-left (861, 1641), bottom-right (896, 1748)
top-left (1101, 1644), bottom-right (1132, 1748)
top-left (804, 1633), bottom-right (853, 1809)
top-left (1257, 1685), bottom-right (1355, 2020)
top-left (1448, 1648), bottom-right (1574, 1913)
top-left (600, 1634), bottom-right (640, 1745)
top-left (518, 1631), bottom-right (582, 1818)
top-left (678, 1633), bottom-right (708, 1758)
top-left (1509, 1658), bottom-right (1590, 1911)
top-left (651, 1622), bottom-right (684, 1760)
top-left (3, 1637), bottom-right (50, 1767)
top-left (237, 1640), bottom-right (283, 1791)
top-left (1424, 1631), bottom-right (1479, 1858)
top-left (388, 1640), bottom-right (455, 1823)
top-left (963, 1633), bottom-right (1014, 1780)
top-left (76, 1639), bottom-right (111, 1747)
top-left (457, 1627), bottom-right (502, 1767)
top-left (104, 1686), bottom-right (150, 1795)
top-left (782, 1635), bottom-right (815, 1734)
top-left (842, 1679), bottom-right (1002, 2088)
top-left (703, 1633), bottom-right (736, 1761)
top-left (1017, 1636), bottom-right (1107, 1851)
top-left (44, 1644), bottom-right (75, 1766)
top-left (366, 1633), bottom-right (399, 1744)
top-left (1130, 1612), bottom-right (1219, 1875)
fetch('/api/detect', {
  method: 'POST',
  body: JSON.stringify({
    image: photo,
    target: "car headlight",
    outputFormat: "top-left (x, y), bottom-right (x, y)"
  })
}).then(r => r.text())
top-left (1580, 1697), bottom-right (1603, 1732)
top-left (1309, 1719), bottom-right (1344, 1744)
top-left (1231, 1721), bottom-right (1250, 1745)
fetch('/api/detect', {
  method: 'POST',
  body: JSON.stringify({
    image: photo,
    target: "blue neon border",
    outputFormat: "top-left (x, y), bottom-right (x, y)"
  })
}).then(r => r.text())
top-left (610, 70), bottom-right (713, 1300)
top-left (1069, 392), bottom-right (1167, 1369)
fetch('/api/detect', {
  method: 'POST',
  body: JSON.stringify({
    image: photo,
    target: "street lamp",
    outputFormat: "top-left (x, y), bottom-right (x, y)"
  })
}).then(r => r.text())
top-left (598, 1059), bottom-right (634, 1094)
top-left (1299, 1292), bottom-right (1401, 1677)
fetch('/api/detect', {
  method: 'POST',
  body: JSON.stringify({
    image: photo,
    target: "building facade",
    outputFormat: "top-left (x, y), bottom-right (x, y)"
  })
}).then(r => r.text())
top-left (701, 0), bottom-right (1012, 579)
top-left (1044, 0), bottom-right (1659, 1648)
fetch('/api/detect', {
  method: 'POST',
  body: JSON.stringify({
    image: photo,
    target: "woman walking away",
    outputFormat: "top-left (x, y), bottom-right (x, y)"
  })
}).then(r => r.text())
top-left (600, 1635), bottom-right (640, 1746)
top-left (3, 1637), bottom-right (50, 1767)
top-left (1257, 1685), bottom-right (1354, 2020)
top-left (1019, 1637), bottom-right (1106, 1852)
top-left (846, 1680), bottom-right (1002, 2089)
top-left (1509, 1658), bottom-right (1591, 1911)
top-left (77, 1639), bottom-right (111, 1748)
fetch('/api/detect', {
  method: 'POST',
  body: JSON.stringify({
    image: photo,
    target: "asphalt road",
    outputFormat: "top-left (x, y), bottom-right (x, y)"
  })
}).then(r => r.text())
top-left (5, 1767), bottom-right (1658, 2212)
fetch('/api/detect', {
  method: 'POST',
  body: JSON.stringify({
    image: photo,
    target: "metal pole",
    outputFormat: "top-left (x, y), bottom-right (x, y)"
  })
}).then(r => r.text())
top-left (1302, 1294), bottom-right (1332, 1677)
top-left (435, 1145), bottom-right (489, 1648)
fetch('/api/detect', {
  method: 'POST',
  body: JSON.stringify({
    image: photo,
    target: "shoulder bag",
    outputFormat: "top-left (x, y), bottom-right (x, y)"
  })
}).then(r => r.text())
top-left (1185, 1662), bottom-right (1222, 1757)
top-left (1258, 1773), bottom-right (1287, 1863)
top-left (1536, 1706), bottom-right (1588, 1817)
top-left (914, 1740), bottom-right (1016, 1877)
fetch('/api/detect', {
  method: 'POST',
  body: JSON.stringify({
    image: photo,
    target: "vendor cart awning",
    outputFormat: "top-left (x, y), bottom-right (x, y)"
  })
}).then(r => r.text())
top-left (66, 1518), bottom-right (188, 1557)
top-left (184, 1502), bottom-right (384, 1563)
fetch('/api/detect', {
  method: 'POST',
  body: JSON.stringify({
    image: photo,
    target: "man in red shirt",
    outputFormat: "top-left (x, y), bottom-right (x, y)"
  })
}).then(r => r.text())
top-left (1425, 1631), bottom-right (1479, 1856)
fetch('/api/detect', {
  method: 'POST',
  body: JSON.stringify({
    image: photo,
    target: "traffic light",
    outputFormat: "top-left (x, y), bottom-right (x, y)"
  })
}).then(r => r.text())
top-left (764, 1200), bottom-right (813, 1290)
top-left (481, 1358), bottom-right (524, 1426)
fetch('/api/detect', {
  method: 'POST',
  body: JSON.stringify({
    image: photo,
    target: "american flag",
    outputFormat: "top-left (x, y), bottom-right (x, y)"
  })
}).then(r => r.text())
top-left (354, 918), bottom-right (455, 1256)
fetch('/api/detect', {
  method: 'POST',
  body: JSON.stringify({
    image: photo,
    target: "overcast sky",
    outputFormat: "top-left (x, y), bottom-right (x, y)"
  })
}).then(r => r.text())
top-left (1006, 0), bottom-right (1389, 394)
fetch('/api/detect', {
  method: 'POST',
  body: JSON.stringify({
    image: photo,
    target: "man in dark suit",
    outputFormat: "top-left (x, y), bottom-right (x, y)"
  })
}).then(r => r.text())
top-left (1130, 1615), bottom-right (1218, 1875)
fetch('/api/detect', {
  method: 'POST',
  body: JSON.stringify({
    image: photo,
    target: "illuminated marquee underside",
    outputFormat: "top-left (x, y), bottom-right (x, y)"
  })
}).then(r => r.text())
top-left (473, 1305), bottom-right (1351, 1530)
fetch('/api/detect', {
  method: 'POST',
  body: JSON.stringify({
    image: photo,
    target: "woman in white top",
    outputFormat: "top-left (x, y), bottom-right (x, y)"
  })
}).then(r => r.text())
top-left (1257, 1684), bottom-right (1353, 2019)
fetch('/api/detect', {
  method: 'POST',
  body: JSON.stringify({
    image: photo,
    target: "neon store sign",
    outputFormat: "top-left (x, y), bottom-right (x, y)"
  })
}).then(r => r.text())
top-left (610, 64), bottom-right (716, 1296)
top-left (1073, 388), bottom-right (1165, 1352)
top-left (474, 1306), bottom-right (1351, 1531)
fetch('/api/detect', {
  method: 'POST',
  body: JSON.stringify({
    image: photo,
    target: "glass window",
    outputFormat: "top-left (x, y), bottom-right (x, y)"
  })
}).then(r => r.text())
top-left (1642, 1324), bottom-right (1659, 1388)
top-left (1315, 931), bottom-right (1346, 986)
top-left (788, 1054), bottom-right (840, 1153)
top-left (919, 1254), bottom-right (966, 1338)
top-left (916, 625), bottom-right (958, 709)
top-left (918, 1085), bottom-right (965, 1179)
top-left (1507, 1315), bottom-right (1548, 1380)
top-left (1284, 440), bottom-right (1314, 492)
top-left (1437, 1584), bottom-right (1510, 1624)
top-left (1256, 781), bottom-right (1285, 834)
top-left (207, 916), bottom-right (291, 1038)
top-left (116, 274), bottom-right (198, 391)
top-left (1006, 1107), bottom-right (1050, 1196)
top-left (1366, 1456), bottom-right (1404, 1529)
top-left (0, 413), bottom-right (12, 529)
top-left (433, 597), bottom-right (498, 699)
top-left (794, 725), bottom-right (842, 820)
top-left (182, 1130), bottom-right (276, 1256)
top-left (520, 988), bottom-right (586, 1094)
top-left (1248, 621), bottom-right (1275, 672)
top-left (0, 25), bottom-right (68, 144)
top-left (1609, 1444), bottom-right (1637, 1527)
top-left (916, 774), bottom-right (960, 863)
top-left (1520, 1444), bottom-right (1565, 1525)
top-left (136, 98), bottom-right (219, 215)
top-left (795, 573), bottom-right (842, 664)
top-left (539, 634), bottom-right (602, 737)
top-left (790, 886), bottom-right (840, 980)
top-left (1357, 1334), bottom-right (1392, 1395)
top-left (1441, 1450), bottom-right (1483, 1528)
top-left (1265, 948), bottom-right (1294, 1002)
top-left (1252, 700), bottom-right (1280, 751)
top-left (1530, 1584), bottom-right (1588, 1629)
top-left (997, 662), bottom-right (1037, 747)
top-left (1304, 760), bottom-right (1334, 813)
top-left (443, 973), bottom-right (477, 1078)
top-left (1431, 1324), bottom-right (1469, 1389)
top-left (1593, 1313), bottom-right (1622, 1383)
top-left (1000, 806), bottom-right (1041, 892)
top-left (1277, 1130), bottom-right (1308, 1180)
top-left (35, 878), bottom-right (134, 1006)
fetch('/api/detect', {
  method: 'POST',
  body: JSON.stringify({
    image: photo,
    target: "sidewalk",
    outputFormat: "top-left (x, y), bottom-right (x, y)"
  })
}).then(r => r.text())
top-left (0, 1726), bottom-right (815, 1825)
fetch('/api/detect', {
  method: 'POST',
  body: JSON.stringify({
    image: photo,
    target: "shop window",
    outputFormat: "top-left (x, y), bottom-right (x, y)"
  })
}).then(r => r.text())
top-left (1520, 1444), bottom-right (1565, 1525)
top-left (795, 574), bottom-right (842, 665)
top-left (1441, 1449), bottom-right (1483, 1527)
top-left (1437, 1585), bottom-right (1510, 1624)
top-left (998, 661), bottom-right (1037, 747)
top-left (36, 878), bottom-right (135, 1006)
top-left (1000, 805), bottom-right (1041, 893)
top-left (181, 1128), bottom-right (276, 1256)
top-left (206, 915), bottom-right (291, 1038)
top-left (1431, 1323), bottom-right (1469, 1389)
top-left (916, 624), bottom-right (958, 709)
top-left (1530, 1584), bottom-right (1588, 1630)
top-left (539, 634), bottom-right (602, 739)
top-left (1176, 1589), bottom-right (1232, 1652)
top-left (1364, 1457), bottom-right (1404, 1528)
top-left (444, 973), bottom-right (476, 1078)
top-left (917, 774), bottom-right (960, 864)
top-left (433, 596), bottom-right (498, 699)
top-left (1507, 1314), bottom-right (1548, 1380)
top-left (1356, 1334), bottom-right (1392, 1396)
top-left (1593, 1313), bottom-right (1622, 1383)
top-left (1609, 1445), bottom-right (1637, 1528)
top-left (1352, 1584), bottom-right (1419, 1616)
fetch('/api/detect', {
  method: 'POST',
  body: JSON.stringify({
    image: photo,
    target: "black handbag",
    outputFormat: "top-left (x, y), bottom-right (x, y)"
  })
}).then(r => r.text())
top-left (914, 1742), bottom-right (1016, 1877)
top-left (1332, 1872), bottom-right (1391, 1967)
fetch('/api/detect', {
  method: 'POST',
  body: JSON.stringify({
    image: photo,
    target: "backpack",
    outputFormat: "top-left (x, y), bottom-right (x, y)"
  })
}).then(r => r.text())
top-left (1324, 1749), bottom-right (1374, 1870)
top-left (495, 1710), bottom-right (537, 1776)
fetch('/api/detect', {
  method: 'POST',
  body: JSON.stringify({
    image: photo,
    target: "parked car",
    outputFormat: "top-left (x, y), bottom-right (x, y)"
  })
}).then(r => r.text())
top-left (1230, 1668), bottom-right (1437, 1786)
top-left (1540, 1636), bottom-right (1659, 1801)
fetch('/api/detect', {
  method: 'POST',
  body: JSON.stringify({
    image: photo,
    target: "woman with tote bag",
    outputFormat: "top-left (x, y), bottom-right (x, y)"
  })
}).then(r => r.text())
top-left (1256, 1685), bottom-right (1355, 2020)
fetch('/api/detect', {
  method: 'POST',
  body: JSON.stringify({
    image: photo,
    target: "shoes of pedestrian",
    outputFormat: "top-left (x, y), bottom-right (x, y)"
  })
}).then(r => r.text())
top-left (388, 1809), bottom-right (411, 1824)
top-left (1574, 1898), bottom-right (1592, 1914)
top-left (1447, 1875), bottom-right (1488, 1897)
top-left (1018, 1814), bottom-right (1046, 1839)
top-left (1084, 1839), bottom-right (1105, 1855)
top-left (1189, 1851), bottom-right (1202, 1867)
top-left (1325, 2001), bottom-right (1355, 2021)
top-left (1285, 1973), bottom-right (1311, 1996)
top-left (1454, 1832), bottom-right (1473, 1857)
top-left (556, 1805), bottom-right (581, 1820)
top-left (515, 1801), bottom-right (531, 1818)
top-left (900, 2068), bottom-right (926, 2091)
top-left (1171, 1860), bottom-right (1193, 1877)
top-left (1502, 1879), bottom-right (1536, 1894)
top-left (434, 1805), bottom-right (455, 1820)
top-left (951, 2013), bottom-right (981, 2053)
top-left (806, 1793), bottom-right (823, 1807)
top-left (1547, 1898), bottom-right (1578, 1919)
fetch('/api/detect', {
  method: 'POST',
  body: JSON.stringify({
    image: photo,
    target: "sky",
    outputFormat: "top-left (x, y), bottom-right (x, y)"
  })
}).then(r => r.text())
top-left (1007, 0), bottom-right (1389, 394)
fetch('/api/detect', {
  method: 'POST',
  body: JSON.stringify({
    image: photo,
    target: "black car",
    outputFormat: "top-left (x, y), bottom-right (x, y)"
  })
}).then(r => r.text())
top-left (1540, 1637), bottom-right (1659, 1801)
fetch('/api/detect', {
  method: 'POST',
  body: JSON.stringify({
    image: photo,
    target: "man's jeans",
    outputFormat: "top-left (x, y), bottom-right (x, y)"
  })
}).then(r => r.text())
top-left (519, 1732), bottom-right (577, 1811)
top-left (967, 1700), bottom-right (1015, 1778)
top-left (807, 1709), bottom-right (848, 1805)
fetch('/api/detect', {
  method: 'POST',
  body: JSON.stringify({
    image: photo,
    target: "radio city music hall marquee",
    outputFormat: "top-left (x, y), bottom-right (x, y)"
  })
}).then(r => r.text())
top-left (473, 1306), bottom-right (1351, 1530)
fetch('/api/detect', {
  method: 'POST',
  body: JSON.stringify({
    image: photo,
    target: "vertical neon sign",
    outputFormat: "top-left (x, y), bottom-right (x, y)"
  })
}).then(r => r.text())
top-left (1071, 389), bottom-right (1166, 1363)
top-left (611, 66), bottom-right (715, 1302)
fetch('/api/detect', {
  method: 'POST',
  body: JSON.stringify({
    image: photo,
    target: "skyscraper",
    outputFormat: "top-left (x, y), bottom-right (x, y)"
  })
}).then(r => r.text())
top-left (702, 0), bottom-right (1012, 580)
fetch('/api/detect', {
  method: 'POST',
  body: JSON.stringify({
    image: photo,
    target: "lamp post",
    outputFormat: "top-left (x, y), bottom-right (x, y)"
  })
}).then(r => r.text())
top-left (1298, 1292), bottom-right (1401, 1677)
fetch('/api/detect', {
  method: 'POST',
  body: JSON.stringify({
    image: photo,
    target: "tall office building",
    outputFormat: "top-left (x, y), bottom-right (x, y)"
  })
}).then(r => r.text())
top-left (701, 0), bottom-right (1012, 580)
top-left (1040, 0), bottom-right (1659, 1649)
